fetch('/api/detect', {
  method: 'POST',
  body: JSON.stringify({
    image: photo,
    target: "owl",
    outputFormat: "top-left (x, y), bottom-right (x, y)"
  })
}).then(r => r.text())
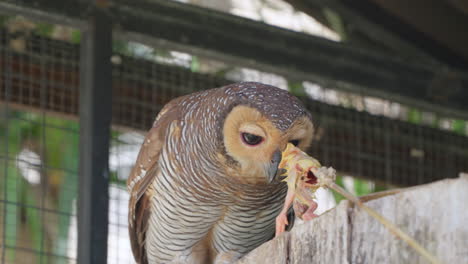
top-left (127, 82), bottom-right (314, 263)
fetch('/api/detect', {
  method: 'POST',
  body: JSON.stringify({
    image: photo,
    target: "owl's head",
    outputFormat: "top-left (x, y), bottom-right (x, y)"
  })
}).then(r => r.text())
top-left (221, 82), bottom-right (313, 184)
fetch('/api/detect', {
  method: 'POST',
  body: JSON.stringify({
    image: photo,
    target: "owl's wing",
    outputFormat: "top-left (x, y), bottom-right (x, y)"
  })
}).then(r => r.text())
top-left (127, 99), bottom-right (182, 264)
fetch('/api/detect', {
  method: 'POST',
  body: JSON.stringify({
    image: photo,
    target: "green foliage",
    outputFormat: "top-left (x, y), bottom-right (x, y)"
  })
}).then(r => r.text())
top-left (288, 82), bottom-right (306, 97)
top-left (373, 182), bottom-right (391, 193)
top-left (323, 8), bottom-right (346, 40)
top-left (19, 180), bottom-right (43, 256)
top-left (110, 170), bottom-right (127, 185)
top-left (432, 115), bottom-right (441, 128)
top-left (452, 120), bottom-right (466, 135)
top-left (191, 56), bottom-right (200, 72)
top-left (408, 108), bottom-right (422, 124)
top-left (0, 15), bottom-right (10, 27)
top-left (333, 175), bottom-right (382, 203)
top-left (113, 40), bottom-right (132, 55)
top-left (354, 179), bottom-right (373, 196)
top-left (35, 23), bottom-right (54, 37)
top-left (71, 30), bottom-right (81, 44)
top-left (3, 166), bottom-right (19, 262)
top-left (0, 110), bottom-right (79, 262)
top-left (0, 110), bottom-right (131, 262)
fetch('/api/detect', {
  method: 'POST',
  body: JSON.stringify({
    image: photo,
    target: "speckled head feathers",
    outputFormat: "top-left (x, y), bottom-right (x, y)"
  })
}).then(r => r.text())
top-left (223, 82), bottom-right (311, 131)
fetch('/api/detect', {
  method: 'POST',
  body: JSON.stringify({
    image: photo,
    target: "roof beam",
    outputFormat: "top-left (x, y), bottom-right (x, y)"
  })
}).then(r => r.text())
top-left (367, 0), bottom-right (468, 67)
top-left (286, 0), bottom-right (468, 69)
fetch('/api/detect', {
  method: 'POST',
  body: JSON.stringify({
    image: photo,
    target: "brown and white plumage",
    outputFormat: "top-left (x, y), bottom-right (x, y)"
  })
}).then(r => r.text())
top-left (127, 82), bottom-right (314, 263)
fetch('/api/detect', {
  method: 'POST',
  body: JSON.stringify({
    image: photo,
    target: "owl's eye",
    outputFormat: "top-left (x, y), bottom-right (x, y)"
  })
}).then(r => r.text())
top-left (241, 132), bottom-right (263, 146)
top-left (289, 140), bottom-right (300, 146)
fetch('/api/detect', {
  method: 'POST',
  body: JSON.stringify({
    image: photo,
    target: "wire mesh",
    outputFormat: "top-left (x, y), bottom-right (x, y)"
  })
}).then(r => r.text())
top-left (0, 3), bottom-right (467, 264)
top-left (105, 37), bottom-right (468, 263)
top-left (0, 16), bottom-right (79, 264)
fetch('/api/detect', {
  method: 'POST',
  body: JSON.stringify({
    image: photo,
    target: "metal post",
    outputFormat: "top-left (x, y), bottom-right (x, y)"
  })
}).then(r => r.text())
top-left (78, 0), bottom-right (112, 263)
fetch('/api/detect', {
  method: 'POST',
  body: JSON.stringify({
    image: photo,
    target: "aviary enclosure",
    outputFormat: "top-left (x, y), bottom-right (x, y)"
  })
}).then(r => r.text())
top-left (0, 0), bottom-right (467, 263)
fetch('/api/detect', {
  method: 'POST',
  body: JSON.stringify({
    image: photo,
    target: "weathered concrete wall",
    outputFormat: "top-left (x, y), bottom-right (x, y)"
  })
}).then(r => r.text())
top-left (239, 176), bottom-right (468, 264)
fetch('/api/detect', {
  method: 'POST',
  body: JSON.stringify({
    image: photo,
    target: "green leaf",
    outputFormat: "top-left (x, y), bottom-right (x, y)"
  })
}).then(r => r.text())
top-left (408, 109), bottom-right (422, 124)
top-left (191, 56), bottom-right (200, 72)
top-left (35, 23), bottom-right (54, 37)
top-left (452, 120), bottom-right (466, 135)
top-left (71, 30), bottom-right (81, 44)
top-left (21, 182), bottom-right (42, 253)
top-left (288, 82), bottom-right (306, 97)
top-left (54, 132), bottom-right (78, 262)
top-left (3, 165), bottom-right (20, 262)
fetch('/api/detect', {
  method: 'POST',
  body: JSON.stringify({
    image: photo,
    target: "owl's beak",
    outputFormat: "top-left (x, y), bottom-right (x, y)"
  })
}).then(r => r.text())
top-left (267, 149), bottom-right (282, 183)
